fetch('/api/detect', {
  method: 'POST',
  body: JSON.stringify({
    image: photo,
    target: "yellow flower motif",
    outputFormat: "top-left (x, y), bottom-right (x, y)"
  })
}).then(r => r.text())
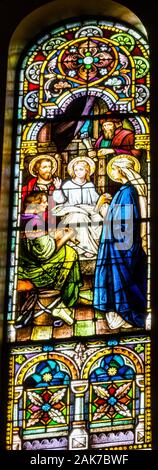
top-left (15, 355), bottom-right (26, 365)
top-left (107, 367), bottom-right (117, 376)
top-left (42, 373), bottom-right (53, 382)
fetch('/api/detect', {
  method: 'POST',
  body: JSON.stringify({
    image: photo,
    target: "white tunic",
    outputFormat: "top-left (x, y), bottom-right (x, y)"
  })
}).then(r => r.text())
top-left (53, 180), bottom-right (99, 205)
top-left (52, 179), bottom-right (104, 259)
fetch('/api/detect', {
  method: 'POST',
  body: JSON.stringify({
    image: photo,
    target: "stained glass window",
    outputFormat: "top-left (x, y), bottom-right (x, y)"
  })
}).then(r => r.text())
top-left (5, 18), bottom-right (151, 451)
top-left (7, 337), bottom-right (151, 450)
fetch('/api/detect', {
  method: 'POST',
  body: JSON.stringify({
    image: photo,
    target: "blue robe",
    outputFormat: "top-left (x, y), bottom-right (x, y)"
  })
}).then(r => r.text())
top-left (93, 183), bottom-right (147, 327)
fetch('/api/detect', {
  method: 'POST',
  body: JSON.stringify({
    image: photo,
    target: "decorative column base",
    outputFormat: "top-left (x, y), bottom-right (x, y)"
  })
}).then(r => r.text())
top-left (69, 423), bottom-right (89, 450)
top-left (135, 415), bottom-right (144, 444)
top-left (12, 430), bottom-right (22, 450)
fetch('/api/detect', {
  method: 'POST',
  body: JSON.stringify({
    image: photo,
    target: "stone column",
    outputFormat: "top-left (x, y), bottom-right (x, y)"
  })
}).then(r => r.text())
top-left (69, 380), bottom-right (89, 450)
top-left (12, 387), bottom-right (23, 450)
top-left (135, 375), bottom-right (145, 444)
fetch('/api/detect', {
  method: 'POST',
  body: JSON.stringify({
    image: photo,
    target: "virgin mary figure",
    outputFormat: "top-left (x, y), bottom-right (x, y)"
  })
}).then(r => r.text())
top-left (93, 154), bottom-right (147, 329)
top-left (52, 156), bottom-right (111, 259)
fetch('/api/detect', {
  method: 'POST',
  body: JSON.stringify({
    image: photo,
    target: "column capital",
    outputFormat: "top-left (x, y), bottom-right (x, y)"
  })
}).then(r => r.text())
top-left (71, 380), bottom-right (88, 394)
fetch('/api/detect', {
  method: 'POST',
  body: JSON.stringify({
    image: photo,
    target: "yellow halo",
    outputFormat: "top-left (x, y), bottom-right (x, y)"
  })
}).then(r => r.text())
top-left (67, 156), bottom-right (96, 176)
top-left (107, 154), bottom-right (140, 182)
top-left (29, 154), bottom-right (57, 177)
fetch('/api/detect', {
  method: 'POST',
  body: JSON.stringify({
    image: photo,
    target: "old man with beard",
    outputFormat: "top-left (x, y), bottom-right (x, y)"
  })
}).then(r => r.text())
top-left (95, 118), bottom-right (140, 158)
top-left (22, 155), bottom-right (58, 202)
top-left (22, 154), bottom-right (61, 228)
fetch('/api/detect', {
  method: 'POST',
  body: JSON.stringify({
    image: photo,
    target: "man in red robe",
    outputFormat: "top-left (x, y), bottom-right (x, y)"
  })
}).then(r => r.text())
top-left (95, 118), bottom-right (140, 158)
top-left (22, 154), bottom-right (61, 229)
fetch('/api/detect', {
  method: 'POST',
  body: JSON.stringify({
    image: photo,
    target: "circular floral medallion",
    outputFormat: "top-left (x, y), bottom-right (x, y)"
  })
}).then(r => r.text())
top-left (24, 90), bottom-right (39, 111)
top-left (75, 25), bottom-right (103, 38)
top-left (134, 56), bottom-right (149, 78)
top-left (135, 84), bottom-right (149, 105)
top-left (42, 37), bottom-right (66, 56)
top-left (111, 32), bottom-right (135, 51)
top-left (26, 61), bottom-right (43, 84)
top-left (56, 37), bottom-right (117, 86)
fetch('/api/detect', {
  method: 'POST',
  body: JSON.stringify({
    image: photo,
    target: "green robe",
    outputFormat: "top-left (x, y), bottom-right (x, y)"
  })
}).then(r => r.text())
top-left (18, 235), bottom-right (82, 306)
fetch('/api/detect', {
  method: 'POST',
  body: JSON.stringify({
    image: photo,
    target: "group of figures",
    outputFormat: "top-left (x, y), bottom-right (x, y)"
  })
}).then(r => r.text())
top-left (17, 118), bottom-right (147, 332)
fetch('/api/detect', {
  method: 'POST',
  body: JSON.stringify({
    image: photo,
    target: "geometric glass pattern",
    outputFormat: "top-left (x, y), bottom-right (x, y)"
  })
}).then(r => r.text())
top-left (25, 386), bottom-right (69, 428)
top-left (6, 336), bottom-right (151, 450)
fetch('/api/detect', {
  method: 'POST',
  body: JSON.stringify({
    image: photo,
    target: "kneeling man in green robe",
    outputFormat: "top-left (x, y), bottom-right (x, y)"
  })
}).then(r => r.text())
top-left (16, 192), bottom-right (82, 327)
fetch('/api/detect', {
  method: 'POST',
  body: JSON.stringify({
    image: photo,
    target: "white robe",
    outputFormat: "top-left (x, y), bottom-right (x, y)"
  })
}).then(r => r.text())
top-left (53, 180), bottom-right (104, 259)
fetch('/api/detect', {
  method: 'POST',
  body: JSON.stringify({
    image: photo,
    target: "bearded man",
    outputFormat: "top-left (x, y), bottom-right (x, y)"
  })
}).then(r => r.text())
top-left (95, 118), bottom-right (140, 157)
top-left (22, 154), bottom-right (61, 228)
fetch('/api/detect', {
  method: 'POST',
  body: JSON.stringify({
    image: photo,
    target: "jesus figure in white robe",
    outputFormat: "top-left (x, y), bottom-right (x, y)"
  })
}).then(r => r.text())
top-left (52, 157), bottom-right (111, 259)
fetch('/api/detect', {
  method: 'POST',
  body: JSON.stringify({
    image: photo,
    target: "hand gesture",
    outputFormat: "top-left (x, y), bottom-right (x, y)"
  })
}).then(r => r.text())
top-left (97, 148), bottom-right (114, 157)
top-left (95, 193), bottom-right (112, 211)
top-left (102, 193), bottom-right (112, 203)
top-left (54, 177), bottom-right (62, 189)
